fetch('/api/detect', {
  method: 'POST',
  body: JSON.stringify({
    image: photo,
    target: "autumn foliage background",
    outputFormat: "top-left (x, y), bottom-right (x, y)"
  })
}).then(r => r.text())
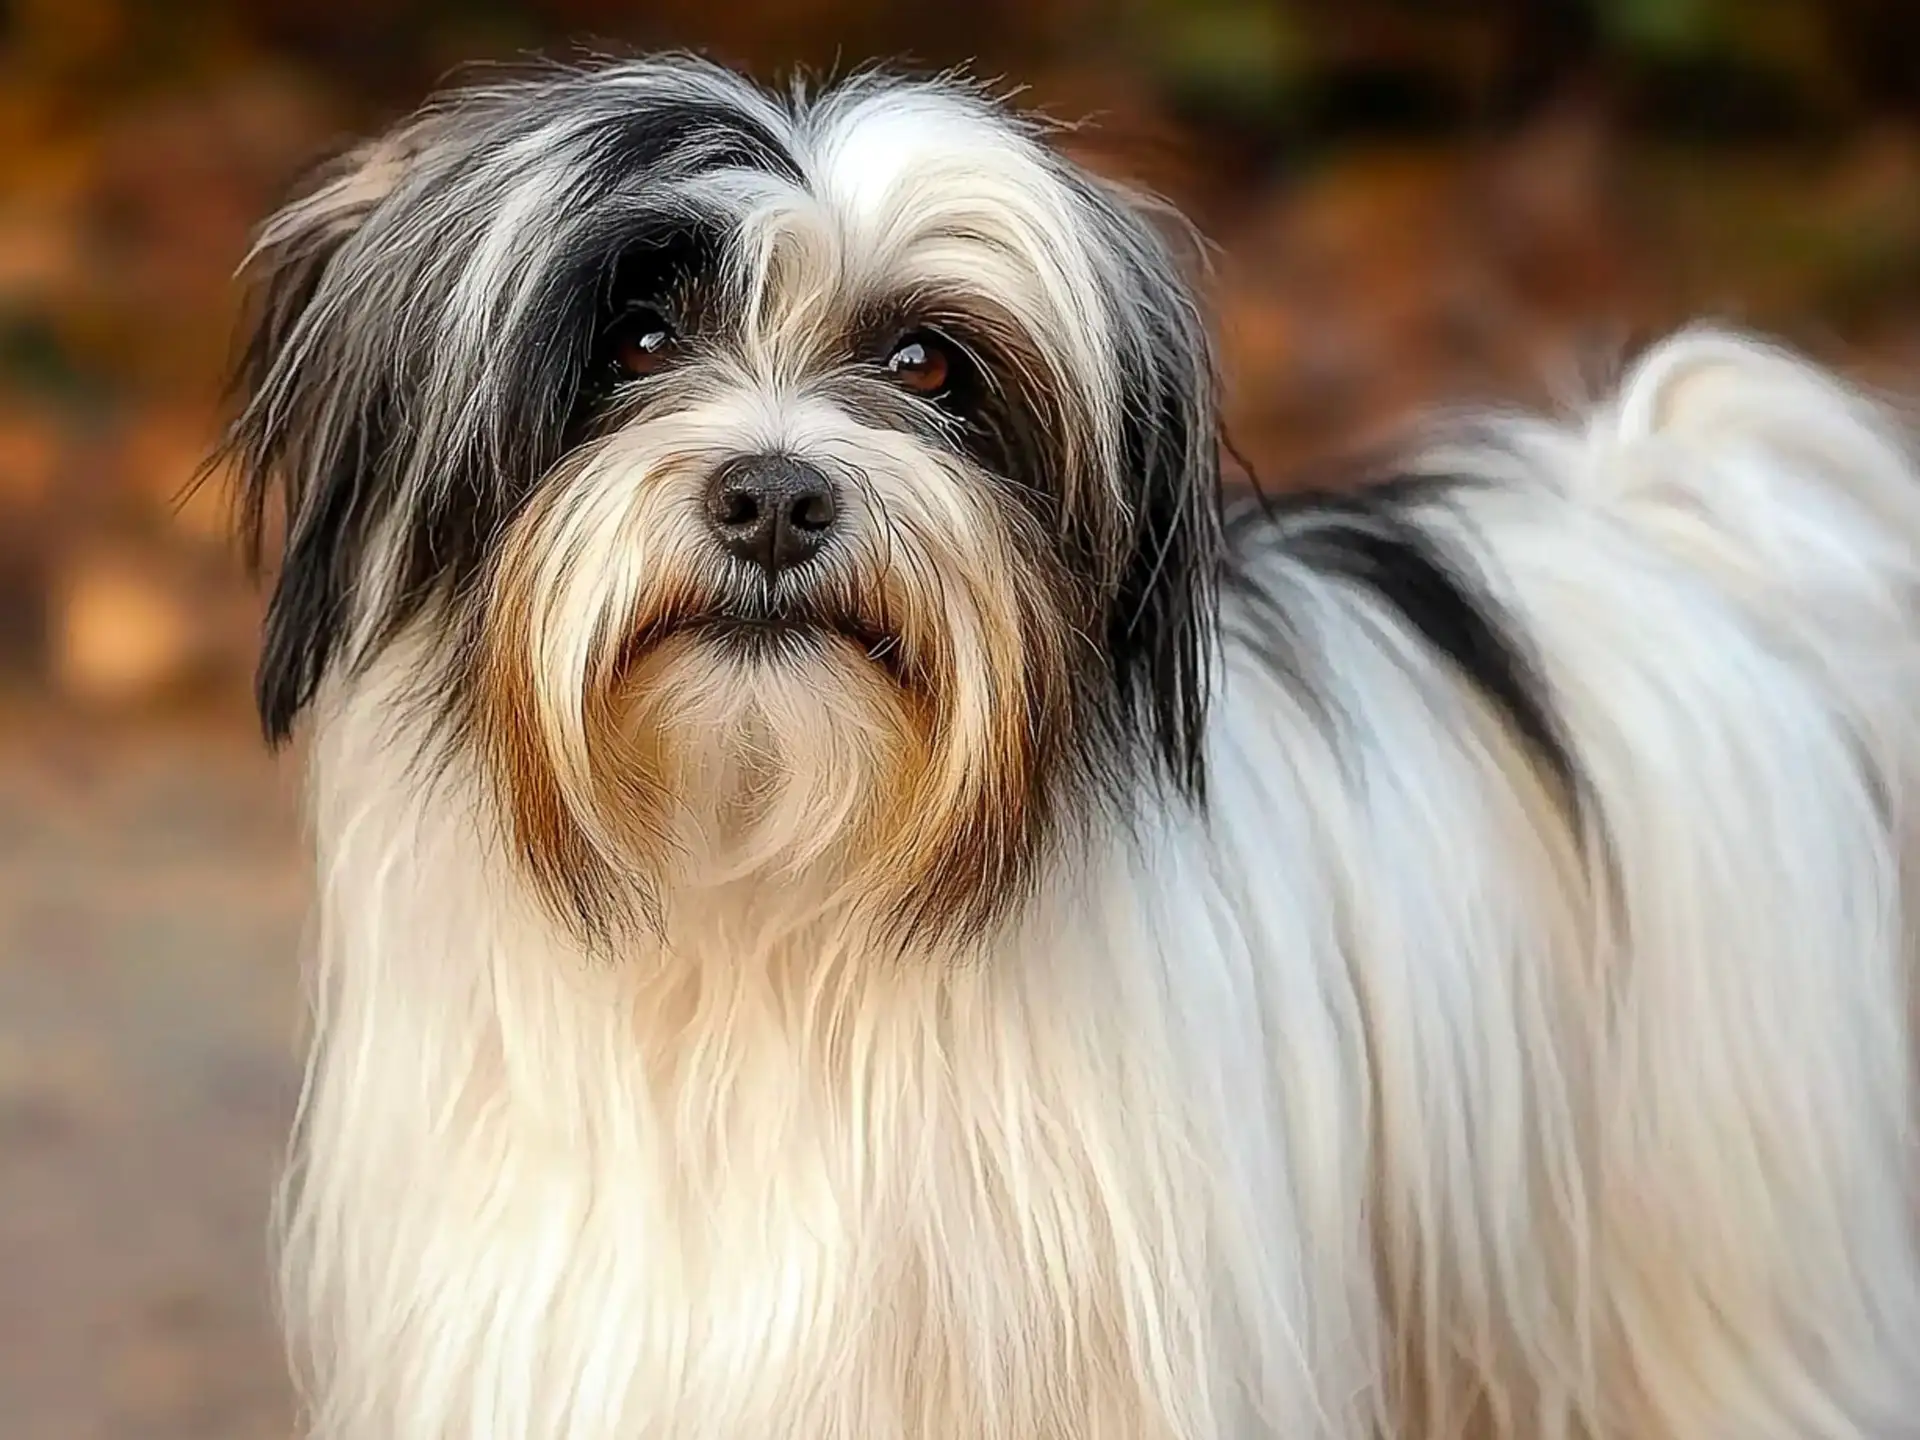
top-left (1, 3), bottom-right (1917, 1437)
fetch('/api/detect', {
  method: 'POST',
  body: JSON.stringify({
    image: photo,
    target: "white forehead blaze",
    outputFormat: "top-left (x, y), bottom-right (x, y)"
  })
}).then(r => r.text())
top-left (808, 87), bottom-right (1110, 342)
top-left (709, 83), bottom-right (1124, 477)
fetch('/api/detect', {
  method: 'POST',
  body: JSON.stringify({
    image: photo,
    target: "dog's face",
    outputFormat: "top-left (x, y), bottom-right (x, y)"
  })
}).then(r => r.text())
top-left (230, 59), bottom-right (1221, 945)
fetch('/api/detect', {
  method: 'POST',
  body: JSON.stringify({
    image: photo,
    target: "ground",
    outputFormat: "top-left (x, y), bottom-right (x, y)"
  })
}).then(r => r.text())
top-left (0, 705), bottom-right (302, 1439)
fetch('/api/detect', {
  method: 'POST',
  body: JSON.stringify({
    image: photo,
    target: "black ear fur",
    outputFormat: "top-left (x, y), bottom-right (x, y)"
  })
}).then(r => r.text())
top-left (1084, 183), bottom-right (1226, 797)
top-left (222, 139), bottom-right (415, 744)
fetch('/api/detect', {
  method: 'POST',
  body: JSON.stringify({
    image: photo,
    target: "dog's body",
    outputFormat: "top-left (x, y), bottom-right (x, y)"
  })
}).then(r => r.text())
top-left (236, 60), bottom-right (1920, 1439)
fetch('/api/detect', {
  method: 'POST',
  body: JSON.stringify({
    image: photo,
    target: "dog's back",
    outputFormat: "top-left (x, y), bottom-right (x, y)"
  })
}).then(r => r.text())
top-left (1211, 328), bottom-right (1920, 1436)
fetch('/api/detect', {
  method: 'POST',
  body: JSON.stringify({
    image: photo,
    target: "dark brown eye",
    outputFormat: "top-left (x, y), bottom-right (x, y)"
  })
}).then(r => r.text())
top-left (612, 307), bottom-right (679, 378)
top-left (885, 332), bottom-right (953, 396)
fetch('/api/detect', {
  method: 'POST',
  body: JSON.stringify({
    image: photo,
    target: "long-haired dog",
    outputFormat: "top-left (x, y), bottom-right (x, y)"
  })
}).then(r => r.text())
top-left (226, 56), bottom-right (1920, 1439)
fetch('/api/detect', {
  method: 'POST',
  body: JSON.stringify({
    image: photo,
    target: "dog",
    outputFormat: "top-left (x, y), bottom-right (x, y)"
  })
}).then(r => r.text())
top-left (226, 55), bottom-right (1920, 1439)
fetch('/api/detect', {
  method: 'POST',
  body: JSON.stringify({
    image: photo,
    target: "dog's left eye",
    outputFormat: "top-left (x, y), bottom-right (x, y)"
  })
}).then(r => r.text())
top-left (610, 306), bottom-right (680, 379)
top-left (885, 332), bottom-right (955, 397)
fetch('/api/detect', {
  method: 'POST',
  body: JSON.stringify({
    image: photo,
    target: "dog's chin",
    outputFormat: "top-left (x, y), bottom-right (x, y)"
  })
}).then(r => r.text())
top-left (606, 615), bottom-right (932, 894)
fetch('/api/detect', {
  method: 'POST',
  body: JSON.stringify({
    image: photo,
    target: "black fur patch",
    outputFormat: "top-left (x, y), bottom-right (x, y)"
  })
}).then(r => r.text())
top-left (1072, 176), bottom-right (1224, 802)
top-left (1229, 475), bottom-right (1581, 805)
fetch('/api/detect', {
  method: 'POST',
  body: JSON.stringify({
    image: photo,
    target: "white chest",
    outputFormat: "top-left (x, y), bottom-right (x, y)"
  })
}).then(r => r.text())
top-left (284, 923), bottom-right (1268, 1440)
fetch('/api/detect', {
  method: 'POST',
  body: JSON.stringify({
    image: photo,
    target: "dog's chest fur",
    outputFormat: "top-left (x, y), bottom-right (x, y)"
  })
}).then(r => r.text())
top-left (288, 743), bottom-right (1241, 1440)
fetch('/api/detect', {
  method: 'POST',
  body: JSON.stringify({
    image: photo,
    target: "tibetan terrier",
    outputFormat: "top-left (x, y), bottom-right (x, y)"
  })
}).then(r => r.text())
top-left (227, 55), bottom-right (1920, 1439)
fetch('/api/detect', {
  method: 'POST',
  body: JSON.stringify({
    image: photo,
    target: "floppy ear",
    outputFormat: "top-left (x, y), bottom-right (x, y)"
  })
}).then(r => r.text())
top-left (1083, 182), bottom-right (1226, 796)
top-left (225, 130), bottom-right (423, 743)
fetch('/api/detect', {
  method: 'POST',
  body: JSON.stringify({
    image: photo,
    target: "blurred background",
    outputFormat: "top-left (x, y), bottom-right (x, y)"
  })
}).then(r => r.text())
top-left (2, 2), bottom-right (1917, 1435)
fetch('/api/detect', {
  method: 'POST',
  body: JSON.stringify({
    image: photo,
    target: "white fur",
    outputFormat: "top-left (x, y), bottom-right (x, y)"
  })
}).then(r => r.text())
top-left (280, 329), bottom-right (1920, 1439)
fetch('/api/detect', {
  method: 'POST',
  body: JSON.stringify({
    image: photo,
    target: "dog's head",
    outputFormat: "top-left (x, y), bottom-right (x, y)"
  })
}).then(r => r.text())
top-left (230, 57), bottom-right (1222, 945)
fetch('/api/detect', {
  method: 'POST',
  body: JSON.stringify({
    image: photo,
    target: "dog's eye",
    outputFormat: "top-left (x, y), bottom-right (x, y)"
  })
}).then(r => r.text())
top-left (885, 332), bottom-right (954, 397)
top-left (611, 306), bottom-right (680, 379)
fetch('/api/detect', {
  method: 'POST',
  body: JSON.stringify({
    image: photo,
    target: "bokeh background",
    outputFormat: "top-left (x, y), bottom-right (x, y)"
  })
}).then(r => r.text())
top-left (3, 3), bottom-right (1918, 1436)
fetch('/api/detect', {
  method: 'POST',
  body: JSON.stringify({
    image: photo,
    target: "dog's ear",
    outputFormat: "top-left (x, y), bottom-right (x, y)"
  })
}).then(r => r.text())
top-left (224, 130), bottom-right (426, 743)
top-left (1085, 184), bottom-right (1226, 796)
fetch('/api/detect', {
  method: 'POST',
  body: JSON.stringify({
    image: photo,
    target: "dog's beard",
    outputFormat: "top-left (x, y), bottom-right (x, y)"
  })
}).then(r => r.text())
top-left (473, 397), bottom-right (1085, 950)
top-left (617, 630), bottom-right (926, 898)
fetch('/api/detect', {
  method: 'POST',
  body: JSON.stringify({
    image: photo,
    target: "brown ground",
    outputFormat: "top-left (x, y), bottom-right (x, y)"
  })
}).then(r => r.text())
top-left (0, 704), bottom-right (303, 1439)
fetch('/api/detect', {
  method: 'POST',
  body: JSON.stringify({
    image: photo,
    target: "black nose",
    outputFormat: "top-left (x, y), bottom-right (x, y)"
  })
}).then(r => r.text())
top-left (705, 454), bottom-right (838, 575)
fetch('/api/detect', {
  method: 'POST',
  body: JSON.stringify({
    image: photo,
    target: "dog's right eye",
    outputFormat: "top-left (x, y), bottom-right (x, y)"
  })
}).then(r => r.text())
top-left (609, 306), bottom-right (681, 379)
top-left (884, 331), bottom-right (956, 398)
